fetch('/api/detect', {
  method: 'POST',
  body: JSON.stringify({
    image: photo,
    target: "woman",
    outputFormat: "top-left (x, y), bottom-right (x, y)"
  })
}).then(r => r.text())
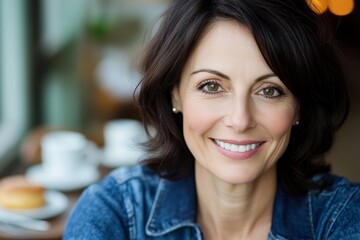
top-left (65, 0), bottom-right (360, 239)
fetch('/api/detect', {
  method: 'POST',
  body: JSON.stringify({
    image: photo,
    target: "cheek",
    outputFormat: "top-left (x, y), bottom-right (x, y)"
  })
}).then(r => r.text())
top-left (260, 105), bottom-right (295, 138)
top-left (182, 98), bottom-right (220, 137)
top-left (183, 101), bottom-right (208, 134)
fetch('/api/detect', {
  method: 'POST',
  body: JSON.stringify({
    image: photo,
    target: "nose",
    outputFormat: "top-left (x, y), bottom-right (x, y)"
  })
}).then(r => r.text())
top-left (224, 97), bottom-right (256, 132)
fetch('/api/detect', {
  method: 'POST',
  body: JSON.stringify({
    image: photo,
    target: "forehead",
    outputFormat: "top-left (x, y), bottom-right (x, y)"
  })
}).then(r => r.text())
top-left (182, 20), bottom-right (273, 79)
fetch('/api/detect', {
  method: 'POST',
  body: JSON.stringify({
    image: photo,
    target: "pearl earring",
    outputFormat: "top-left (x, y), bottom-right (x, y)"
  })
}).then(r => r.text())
top-left (172, 107), bottom-right (177, 113)
top-left (294, 121), bottom-right (300, 126)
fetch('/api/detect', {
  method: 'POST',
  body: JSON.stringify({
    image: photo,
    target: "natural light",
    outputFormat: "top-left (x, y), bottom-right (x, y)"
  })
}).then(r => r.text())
top-left (0, 0), bottom-right (29, 170)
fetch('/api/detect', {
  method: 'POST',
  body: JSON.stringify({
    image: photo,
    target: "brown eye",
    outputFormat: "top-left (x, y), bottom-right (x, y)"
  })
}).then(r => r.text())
top-left (263, 88), bottom-right (276, 96)
top-left (206, 83), bottom-right (220, 92)
top-left (257, 85), bottom-right (284, 99)
top-left (198, 80), bottom-right (224, 94)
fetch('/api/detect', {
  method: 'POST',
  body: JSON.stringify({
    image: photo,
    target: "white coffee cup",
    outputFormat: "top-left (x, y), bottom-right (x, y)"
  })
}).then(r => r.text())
top-left (41, 131), bottom-right (95, 178)
top-left (103, 119), bottom-right (147, 167)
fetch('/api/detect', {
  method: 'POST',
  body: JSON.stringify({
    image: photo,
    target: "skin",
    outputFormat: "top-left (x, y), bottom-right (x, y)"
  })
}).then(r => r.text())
top-left (172, 21), bottom-right (299, 239)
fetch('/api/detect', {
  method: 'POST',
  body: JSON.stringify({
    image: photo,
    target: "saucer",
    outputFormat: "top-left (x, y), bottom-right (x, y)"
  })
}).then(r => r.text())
top-left (26, 163), bottom-right (100, 192)
top-left (102, 146), bottom-right (144, 168)
top-left (0, 190), bottom-right (68, 219)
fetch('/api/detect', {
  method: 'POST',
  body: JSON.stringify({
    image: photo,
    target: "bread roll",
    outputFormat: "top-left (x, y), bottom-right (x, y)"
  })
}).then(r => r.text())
top-left (0, 175), bottom-right (45, 210)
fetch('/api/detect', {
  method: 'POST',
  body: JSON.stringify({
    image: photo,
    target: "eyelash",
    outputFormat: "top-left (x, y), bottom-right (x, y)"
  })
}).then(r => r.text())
top-left (197, 80), bottom-right (223, 95)
top-left (197, 80), bottom-right (285, 99)
top-left (257, 84), bottom-right (285, 99)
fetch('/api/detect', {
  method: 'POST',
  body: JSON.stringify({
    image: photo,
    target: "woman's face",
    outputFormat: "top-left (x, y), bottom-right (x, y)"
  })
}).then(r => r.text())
top-left (172, 21), bottom-right (299, 184)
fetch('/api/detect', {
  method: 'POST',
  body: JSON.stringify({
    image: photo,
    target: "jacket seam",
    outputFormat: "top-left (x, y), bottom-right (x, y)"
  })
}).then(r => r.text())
top-left (268, 231), bottom-right (288, 240)
top-left (145, 178), bottom-right (165, 236)
top-left (121, 182), bottom-right (137, 240)
top-left (144, 179), bottom-right (202, 237)
top-left (325, 186), bottom-right (358, 237)
top-left (308, 191), bottom-right (316, 239)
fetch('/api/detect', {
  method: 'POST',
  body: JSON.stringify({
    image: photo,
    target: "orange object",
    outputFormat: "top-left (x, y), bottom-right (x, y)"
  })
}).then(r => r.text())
top-left (0, 175), bottom-right (45, 210)
top-left (328, 0), bottom-right (354, 16)
top-left (307, 0), bottom-right (328, 14)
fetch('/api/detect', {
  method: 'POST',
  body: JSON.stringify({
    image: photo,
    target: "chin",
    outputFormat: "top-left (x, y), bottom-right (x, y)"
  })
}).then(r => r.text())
top-left (213, 165), bottom-right (275, 185)
top-left (213, 168), bottom-right (259, 185)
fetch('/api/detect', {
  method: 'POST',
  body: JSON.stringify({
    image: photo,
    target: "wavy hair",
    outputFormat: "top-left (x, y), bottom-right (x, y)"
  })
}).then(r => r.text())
top-left (137, 0), bottom-right (349, 195)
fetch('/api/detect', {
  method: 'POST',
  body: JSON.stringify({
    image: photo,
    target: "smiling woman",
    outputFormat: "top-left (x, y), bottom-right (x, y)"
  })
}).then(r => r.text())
top-left (171, 22), bottom-right (299, 188)
top-left (65, 0), bottom-right (360, 239)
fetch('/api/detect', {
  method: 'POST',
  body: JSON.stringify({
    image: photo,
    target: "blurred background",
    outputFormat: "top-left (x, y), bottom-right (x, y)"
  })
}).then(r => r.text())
top-left (0, 0), bottom-right (168, 175)
top-left (0, 0), bottom-right (359, 180)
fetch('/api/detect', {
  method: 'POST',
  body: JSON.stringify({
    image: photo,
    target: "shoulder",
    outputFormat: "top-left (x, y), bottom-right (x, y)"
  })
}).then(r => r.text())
top-left (108, 163), bottom-right (160, 184)
top-left (271, 173), bottom-right (360, 240)
top-left (76, 164), bottom-right (160, 209)
top-left (310, 173), bottom-right (360, 205)
top-left (310, 174), bottom-right (360, 239)
top-left (64, 164), bottom-right (160, 239)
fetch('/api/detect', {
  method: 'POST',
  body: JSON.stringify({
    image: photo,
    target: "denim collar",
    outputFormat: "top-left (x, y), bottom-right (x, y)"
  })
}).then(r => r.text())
top-left (269, 184), bottom-right (313, 240)
top-left (145, 173), bottom-right (200, 237)
top-left (145, 172), bottom-right (313, 240)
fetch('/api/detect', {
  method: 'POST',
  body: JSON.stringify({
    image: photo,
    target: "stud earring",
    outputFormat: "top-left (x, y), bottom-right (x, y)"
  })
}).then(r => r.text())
top-left (294, 121), bottom-right (300, 126)
top-left (172, 107), bottom-right (177, 113)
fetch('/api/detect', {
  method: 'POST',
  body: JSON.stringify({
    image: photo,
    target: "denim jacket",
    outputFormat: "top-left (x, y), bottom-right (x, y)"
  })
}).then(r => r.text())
top-left (64, 165), bottom-right (360, 239)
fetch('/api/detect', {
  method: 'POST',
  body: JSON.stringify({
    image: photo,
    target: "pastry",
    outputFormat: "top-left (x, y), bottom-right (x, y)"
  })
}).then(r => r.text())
top-left (0, 175), bottom-right (45, 210)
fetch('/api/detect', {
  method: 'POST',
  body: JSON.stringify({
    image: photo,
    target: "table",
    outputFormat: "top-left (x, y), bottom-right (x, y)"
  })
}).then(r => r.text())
top-left (0, 165), bottom-right (110, 240)
top-left (0, 190), bottom-right (81, 240)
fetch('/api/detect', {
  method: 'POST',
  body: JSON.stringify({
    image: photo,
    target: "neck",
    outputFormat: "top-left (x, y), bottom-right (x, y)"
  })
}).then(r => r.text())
top-left (195, 165), bottom-right (277, 240)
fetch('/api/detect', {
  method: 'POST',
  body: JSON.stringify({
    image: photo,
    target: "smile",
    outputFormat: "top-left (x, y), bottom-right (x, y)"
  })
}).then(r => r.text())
top-left (214, 139), bottom-right (262, 153)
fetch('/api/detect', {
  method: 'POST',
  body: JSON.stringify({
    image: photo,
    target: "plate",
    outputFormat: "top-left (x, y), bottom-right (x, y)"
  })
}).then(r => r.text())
top-left (26, 163), bottom-right (100, 192)
top-left (0, 190), bottom-right (68, 219)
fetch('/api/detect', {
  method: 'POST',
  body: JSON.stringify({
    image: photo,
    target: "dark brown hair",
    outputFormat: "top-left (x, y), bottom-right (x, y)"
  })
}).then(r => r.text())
top-left (137, 0), bottom-right (349, 195)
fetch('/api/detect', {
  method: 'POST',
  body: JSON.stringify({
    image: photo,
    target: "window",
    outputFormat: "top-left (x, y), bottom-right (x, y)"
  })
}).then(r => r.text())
top-left (0, 0), bottom-right (30, 171)
top-left (0, 0), bottom-right (168, 173)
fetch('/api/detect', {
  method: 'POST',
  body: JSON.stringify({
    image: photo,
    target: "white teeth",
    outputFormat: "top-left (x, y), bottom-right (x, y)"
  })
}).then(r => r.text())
top-left (230, 144), bottom-right (238, 151)
top-left (215, 140), bottom-right (260, 153)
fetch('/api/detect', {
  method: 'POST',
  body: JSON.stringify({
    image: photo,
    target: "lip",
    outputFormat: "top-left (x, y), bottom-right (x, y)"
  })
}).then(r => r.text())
top-left (211, 138), bottom-right (264, 160)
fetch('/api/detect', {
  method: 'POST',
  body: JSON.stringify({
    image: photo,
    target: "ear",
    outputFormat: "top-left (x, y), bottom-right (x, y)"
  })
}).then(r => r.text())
top-left (293, 103), bottom-right (301, 125)
top-left (171, 86), bottom-right (182, 112)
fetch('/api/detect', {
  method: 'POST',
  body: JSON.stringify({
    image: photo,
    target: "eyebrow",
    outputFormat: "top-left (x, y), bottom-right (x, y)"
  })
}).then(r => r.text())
top-left (190, 69), bottom-right (276, 82)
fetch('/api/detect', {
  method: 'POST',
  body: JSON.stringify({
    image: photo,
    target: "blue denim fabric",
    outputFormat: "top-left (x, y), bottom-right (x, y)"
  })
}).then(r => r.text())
top-left (64, 165), bottom-right (360, 239)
